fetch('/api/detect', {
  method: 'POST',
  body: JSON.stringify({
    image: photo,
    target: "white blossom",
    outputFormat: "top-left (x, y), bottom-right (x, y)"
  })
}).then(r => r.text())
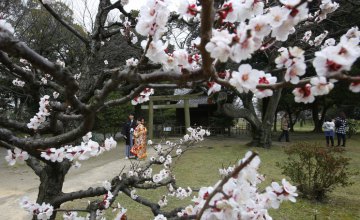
top-left (229, 64), bottom-right (259, 93)
top-left (205, 29), bottom-right (234, 62)
top-left (224, 0), bottom-right (264, 23)
top-left (12, 78), bottom-right (25, 87)
top-left (131, 35), bottom-right (138, 44)
top-left (276, 47), bottom-right (306, 84)
top-left (56, 59), bottom-right (65, 67)
top-left (178, 0), bottom-right (198, 20)
top-left (302, 30), bottom-right (312, 42)
top-left (52, 92), bottom-right (59, 99)
top-left (132, 88), bottom-right (154, 105)
top-left (125, 58), bottom-right (139, 67)
top-left (41, 77), bottom-right (47, 85)
top-left (254, 72), bottom-right (277, 99)
top-left (154, 214), bottom-right (167, 220)
top-left (158, 195), bottom-right (168, 207)
top-left (280, 0), bottom-right (301, 6)
top-left (184, 151), bottom-right (297, 220)
top-left (114, 207), bottom-right (127, 220)
top-left (310, 76), bottom-right (334, 96)
top-left (63, 211), bottom-right (86, 220)
top-left (20, 197), bottom-right (53, 220)
top-left (5, 148), bottom-right (29, 166)
top-left (316, 0), bottom-right (339, 23)
top-left (0, 19), bottom-right (14, 34)
top-left (27, 95), bottom-right (51, 130)
top-left (321, 38), bottom-right (336, 49)
top-left (176, 148), bottom-right (182, 155)
top-left (103, 181), bottom-right (111, 191)
top-left (313, 35), bottom-right (360, 77)
top-left (314, 31), bottom-right (328, 46)
top-left (135, 0), bottom-right (171, 40)
top-left (130, 189), bottom-right (138, 200)
top-left (207, 82), bottom-right (221, 95)
top-left (292, 84), bottom-right (315, 103)
top-left (349, 82), bottom-right (360, 93)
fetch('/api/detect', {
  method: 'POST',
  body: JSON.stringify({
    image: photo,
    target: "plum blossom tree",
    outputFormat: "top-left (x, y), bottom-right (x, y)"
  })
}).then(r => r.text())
top-left (0, 0), bottom-right (359, 219)
top-left (220, 0), bottom-right (360, 147)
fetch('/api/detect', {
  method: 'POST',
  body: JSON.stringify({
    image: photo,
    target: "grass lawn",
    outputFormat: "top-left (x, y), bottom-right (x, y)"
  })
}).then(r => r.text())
top-left (62, 132), bottom-right (360, 220)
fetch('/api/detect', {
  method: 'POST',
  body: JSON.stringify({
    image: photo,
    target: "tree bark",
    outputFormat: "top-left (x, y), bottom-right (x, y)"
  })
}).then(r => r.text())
top-left (222, 88), bottom-right (282, 148)
top-left (273, 110), bottom-right (278, 132)
top-left (222, 103), bottom-right (262, 146)
top-left (312, 101), bottom-right (324, 133)
top-left (259, 88), bottom-right (283, 148)
top-left (35, 162), bottom-right (71, 220)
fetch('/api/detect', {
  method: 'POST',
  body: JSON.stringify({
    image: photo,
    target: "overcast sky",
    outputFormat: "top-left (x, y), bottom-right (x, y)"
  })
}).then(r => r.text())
top-left (62, 0), bottom-right (147, 31)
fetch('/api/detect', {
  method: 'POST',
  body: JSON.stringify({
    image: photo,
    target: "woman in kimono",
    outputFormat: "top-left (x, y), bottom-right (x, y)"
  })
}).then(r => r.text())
top-left (130, 118), bottom-right (147, 159)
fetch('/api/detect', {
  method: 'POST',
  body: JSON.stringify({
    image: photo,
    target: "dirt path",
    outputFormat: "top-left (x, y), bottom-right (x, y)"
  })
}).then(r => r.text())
top-left (0, 144), bottom-right (154, 219)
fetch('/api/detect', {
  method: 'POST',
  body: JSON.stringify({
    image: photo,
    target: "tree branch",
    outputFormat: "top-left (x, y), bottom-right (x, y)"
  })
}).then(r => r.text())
top-left (102, 84), bottom-right (146, 109)
top-left (39, 1), bottom-right (90, 46)
top-left (0, 113), bottom-right (95, 149)
top-left (122, 187), bottom-right (161, 216)
top-left (199, 0), bottom-right (215, 77)
top-left (26, 156), bottom-right (44, 177)
top-left (0, 116), bottom-right (35, 134)
top-left (256, 73), bottom-right (360, 90)
top-left (196, 152), bottom-right (258, 220)
top-left (0, 33), bottom-right (87, 113)
top-left (53, 186), bottom-right (107, 206)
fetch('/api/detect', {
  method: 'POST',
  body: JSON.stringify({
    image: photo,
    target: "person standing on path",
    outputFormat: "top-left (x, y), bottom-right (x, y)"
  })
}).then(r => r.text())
top-left (335, 112), bottom-right (348, 147)
top-left (322, 117), bottom-right (335, 147)
top-left (131, 118), bottom-right (148, 160)
top-left (122, 113), bottom-right (137, 159)
top-left (278, 113), bottom-right (290, 142)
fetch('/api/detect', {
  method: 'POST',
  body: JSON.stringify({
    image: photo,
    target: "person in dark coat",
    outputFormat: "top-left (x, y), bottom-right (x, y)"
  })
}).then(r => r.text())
top-left (335, 112), bottom-right (348, 147)
top-left (122, 113), bottom-right (137, 159)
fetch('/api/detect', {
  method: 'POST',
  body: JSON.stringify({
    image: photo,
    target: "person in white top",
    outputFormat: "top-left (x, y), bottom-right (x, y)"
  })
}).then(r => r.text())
top-left (322, 117), bottom-right (335, 147)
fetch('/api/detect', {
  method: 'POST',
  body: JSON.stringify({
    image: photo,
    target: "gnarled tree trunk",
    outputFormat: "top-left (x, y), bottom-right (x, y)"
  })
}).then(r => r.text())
top-left (223, 88), bottom-right (282, 148)
top-left (35, 162), bottom-right (71, 220)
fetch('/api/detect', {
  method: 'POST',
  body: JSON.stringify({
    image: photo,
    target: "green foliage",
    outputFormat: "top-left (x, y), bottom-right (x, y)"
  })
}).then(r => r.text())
top-left (277, 142), bottom-right (357, 201)
top-left (153, 108), bottom-right (176, 125)
top-left (209, 114), bottom-right (235, 127)
top-left (16, 1), bottom-right (87, 67)
top-left (94, 93), bottom-right (134, 136)
top-left (347, 119), bottom-right (359, 138)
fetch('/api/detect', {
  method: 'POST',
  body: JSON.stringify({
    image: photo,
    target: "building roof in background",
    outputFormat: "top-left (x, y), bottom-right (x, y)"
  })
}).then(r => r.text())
top-left (173, 88), bottom-right (210, 105)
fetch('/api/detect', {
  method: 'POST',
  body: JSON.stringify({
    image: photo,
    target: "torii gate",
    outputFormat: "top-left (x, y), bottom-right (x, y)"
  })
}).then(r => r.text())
top-left (141, 93), bottom-right (202, 139)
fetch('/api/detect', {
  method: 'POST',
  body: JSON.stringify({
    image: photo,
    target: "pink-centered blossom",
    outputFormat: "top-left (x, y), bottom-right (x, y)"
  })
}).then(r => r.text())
top-left (12, 78), bottom-right (25, 87)
top-left (205, 29), bottom-right (234, 62)
top-left (224, 0), bottom-right (264, 23)
top-left (178, 0), bottom-right (198, 20)
top-left (292, 84), bottom-right (315, 103)
top-left (255, 72), bottom-right (277, 99)
top-left (349, 82), bottom-right (360, 93)
top-left (302, 30), bottom-right (312, 42)
top-left (207, 81), bottom-right (221, 95)
top-left (313, 36), bottom-right (360, 77)
top-left (315, 0), bottom-right (339, 23)
top-left (135, 0), bottom-right (171, 40)
top-left (276, 47), bottom-right (306, 84)
top-left (310, 76), bottom-right (334, 96)
top-left (229, 64), bottom-right (260, 93)
top-left (230, 23), bottom-right (261, 63)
